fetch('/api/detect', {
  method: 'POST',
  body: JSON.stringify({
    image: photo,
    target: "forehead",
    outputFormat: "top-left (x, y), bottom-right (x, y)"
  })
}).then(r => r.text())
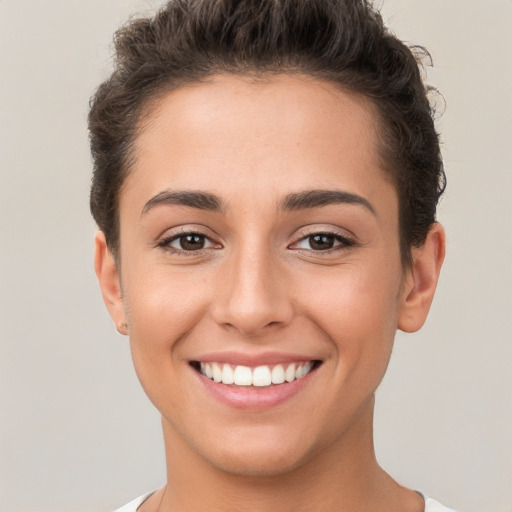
top-left (126, 73), bottom-right (393, 212)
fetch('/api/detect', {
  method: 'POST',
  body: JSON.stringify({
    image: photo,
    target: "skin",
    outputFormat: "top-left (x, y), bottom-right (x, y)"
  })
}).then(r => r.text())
top-left (95, 74), bottom-right (445, 512)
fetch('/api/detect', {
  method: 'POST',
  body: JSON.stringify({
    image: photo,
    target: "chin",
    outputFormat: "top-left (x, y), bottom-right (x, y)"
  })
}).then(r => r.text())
top-left (195, 424), bottom-right (324, 478)
top-left (206, 446), bottom-right (310, 478)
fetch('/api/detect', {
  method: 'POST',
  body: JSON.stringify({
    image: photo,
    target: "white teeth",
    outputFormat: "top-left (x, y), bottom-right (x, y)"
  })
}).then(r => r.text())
top-left (271, 364), bottom-right (285, 384)
top-left (199, 361), bottom-right (315, 386)
top-left (234, 365), bottom-right (253, 386)
top-left (253, 366), bottom-right (272, 387)
top-left (221, 364), bottom-right (234, 385)
top-left (285, 363), bottom-right (296, 383)
top-left (212, 362), bottom-right (222, 383)
top-left (295, 362), bottom-right (312, 379)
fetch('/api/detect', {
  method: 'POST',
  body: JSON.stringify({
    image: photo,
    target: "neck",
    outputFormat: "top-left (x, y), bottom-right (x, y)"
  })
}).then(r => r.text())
top-left (147, 395), bottom-right (422, 512)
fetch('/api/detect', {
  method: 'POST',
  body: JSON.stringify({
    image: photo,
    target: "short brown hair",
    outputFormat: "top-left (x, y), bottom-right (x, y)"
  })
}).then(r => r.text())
top-left (89, 0), bottom-right (445, 264)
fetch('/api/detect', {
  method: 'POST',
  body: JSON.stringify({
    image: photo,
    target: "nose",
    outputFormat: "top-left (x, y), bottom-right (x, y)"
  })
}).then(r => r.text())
top-left (212, 246), bottom-right (294, 337)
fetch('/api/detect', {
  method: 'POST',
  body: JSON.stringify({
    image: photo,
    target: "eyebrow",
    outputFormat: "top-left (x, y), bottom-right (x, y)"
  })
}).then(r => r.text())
top-left (280, 189), bottom-right (376, 216)
top-left (141, 190), bottom-right (224, 216)
top-left (141, 188), bottom-right (375, 216)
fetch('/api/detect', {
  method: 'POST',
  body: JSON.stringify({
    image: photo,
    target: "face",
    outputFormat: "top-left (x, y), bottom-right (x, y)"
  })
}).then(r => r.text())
top-left (96, 74), bottom-right (440, 477)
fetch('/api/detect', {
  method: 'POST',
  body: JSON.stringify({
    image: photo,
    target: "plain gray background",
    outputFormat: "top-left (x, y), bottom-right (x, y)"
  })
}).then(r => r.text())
top-left (1, 1), bottom-right (511, 511)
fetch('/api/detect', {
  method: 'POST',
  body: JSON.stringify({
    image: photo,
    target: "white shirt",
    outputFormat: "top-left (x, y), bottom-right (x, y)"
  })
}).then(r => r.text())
top-left (113, 492), bottom-right (457, 511)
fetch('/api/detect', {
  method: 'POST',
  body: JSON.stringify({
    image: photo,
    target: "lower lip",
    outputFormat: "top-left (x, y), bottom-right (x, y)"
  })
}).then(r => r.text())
top-left (193, 368), bottom-right (317, 410)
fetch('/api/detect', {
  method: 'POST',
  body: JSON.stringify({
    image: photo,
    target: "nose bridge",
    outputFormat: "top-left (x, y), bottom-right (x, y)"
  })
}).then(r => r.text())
top-left (213, 235), bottom-right (293, 335)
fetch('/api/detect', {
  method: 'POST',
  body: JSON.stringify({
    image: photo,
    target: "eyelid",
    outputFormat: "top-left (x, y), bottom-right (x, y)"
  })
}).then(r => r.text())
top-left (155, 225), bottom-right (356, 255)
top-left (288, 227), bottom-right (356, 252)
top-left (156, 226), bottom-right (222, 254)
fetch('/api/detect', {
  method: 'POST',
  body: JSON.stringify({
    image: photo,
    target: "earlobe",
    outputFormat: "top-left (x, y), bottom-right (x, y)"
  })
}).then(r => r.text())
top-left (398, 223), bottom-right (446, 333)
top-left (94, 231), bottom-right (127, 335)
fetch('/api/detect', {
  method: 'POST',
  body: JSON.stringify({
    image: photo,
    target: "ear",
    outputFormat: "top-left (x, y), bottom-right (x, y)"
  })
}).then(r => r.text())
top-left (398, 223), bottom-right (446, 333)
top-left (94, 231), bottom-right (127, 335)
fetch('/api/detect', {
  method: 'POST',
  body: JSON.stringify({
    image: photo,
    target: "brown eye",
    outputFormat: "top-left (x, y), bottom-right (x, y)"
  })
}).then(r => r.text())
top-left (308, 234), bottom-right (336, 250)
top-left (291, 231), bottom-right (354, 252)
top-left (179, 234), bottom-right (206, 250)
top-left (160, 231), bottom-right (219, 253)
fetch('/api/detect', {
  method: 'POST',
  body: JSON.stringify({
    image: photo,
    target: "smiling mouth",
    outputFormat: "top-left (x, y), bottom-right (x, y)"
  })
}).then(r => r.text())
top-left (190, 361), bottom-right (322, 387)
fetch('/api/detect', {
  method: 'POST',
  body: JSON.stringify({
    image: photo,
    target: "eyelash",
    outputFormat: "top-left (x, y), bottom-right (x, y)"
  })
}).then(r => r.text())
top-left (157, 228), bottom-right (219, 256)
top-left (291, 229), bottom-right (355, 253)
top-left (157, 228), bottom-right (355, 256)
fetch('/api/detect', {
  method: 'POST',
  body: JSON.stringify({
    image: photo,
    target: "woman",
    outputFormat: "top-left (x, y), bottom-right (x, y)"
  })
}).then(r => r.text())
top-left (89, 0), bottom-right (453, 510)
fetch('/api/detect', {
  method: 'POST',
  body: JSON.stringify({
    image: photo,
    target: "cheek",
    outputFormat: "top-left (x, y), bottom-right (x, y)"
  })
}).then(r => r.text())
top-left (296, 260), bottom-right (402, 365)
top-left (121, 269), bottom-right (217, 420)
top-left (122, 267), bottom-right (212, 375)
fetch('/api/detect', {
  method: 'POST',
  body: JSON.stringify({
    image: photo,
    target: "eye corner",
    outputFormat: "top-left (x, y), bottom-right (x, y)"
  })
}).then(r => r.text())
top-left (289, 229), bottom-right (357, 253)
top-left (156, 228), bottom-right (223, 256)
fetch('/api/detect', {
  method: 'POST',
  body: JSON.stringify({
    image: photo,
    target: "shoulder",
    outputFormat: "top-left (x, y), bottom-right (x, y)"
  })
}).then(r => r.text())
top-left (423, 495), bottom-right (458, 512)
top-left (112, 492), bottom-right (154, 512)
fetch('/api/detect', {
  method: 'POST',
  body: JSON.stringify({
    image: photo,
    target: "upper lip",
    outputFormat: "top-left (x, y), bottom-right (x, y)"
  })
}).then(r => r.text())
top-left (190, 351), bottom-right (320, 367)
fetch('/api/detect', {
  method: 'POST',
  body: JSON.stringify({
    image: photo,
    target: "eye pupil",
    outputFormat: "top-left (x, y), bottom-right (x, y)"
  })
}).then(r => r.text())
top-left (180, 234), bottom-right (205, 250)
top-left (310, 234), bottom-right (334, 250)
